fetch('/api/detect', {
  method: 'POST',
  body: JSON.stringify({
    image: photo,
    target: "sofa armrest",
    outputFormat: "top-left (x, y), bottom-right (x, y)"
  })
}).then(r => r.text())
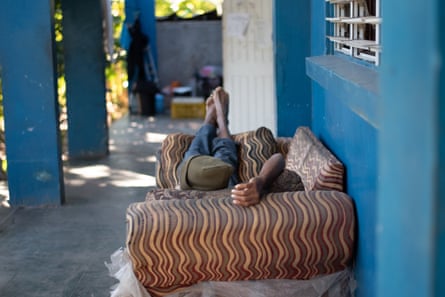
top-left (126, 191), bottom-right (356, 297)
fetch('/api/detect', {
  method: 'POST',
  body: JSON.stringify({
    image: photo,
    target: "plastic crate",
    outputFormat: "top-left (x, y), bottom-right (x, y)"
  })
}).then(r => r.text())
top-left (171, 97), bottom-right (205, 119)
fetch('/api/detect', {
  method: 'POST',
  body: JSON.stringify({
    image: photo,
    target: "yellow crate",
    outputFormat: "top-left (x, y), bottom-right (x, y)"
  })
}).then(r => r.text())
top-left (171, 97), bottom-right (206, 119)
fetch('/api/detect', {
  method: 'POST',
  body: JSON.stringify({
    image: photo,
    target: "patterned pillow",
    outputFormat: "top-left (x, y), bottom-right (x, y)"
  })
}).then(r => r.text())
top-left (269, 169), bottom-right (305, 193)
top-left (285, 127), bottom-right (344, 191)
top-left (233, 127), bottom-right (278, 183)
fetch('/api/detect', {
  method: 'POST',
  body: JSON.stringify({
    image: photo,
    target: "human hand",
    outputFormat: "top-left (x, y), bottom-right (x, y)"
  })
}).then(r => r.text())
top-left (231, 177), bottom-right (264, 207)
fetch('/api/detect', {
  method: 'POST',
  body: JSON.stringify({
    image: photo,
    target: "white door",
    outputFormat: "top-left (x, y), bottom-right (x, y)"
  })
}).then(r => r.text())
top-left (222, 0), bottom-right (276, 135)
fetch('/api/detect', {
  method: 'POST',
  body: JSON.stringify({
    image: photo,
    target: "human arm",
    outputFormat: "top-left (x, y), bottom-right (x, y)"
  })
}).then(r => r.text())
top-left (231, 153), bottom-right (285, 207)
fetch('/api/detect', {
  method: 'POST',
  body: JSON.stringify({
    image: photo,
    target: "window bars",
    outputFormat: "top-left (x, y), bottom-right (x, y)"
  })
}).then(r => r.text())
top-left (326, 0), bottom-right (381, 65)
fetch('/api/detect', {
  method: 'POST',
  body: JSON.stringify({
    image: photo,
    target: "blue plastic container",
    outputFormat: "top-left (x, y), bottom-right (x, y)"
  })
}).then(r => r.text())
top-left (155, 93), bottom-right (164, 114)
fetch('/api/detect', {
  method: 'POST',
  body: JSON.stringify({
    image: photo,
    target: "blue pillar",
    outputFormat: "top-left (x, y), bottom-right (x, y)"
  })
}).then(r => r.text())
top-left (273, 0), bottom-right (311, 137)
top-left (0, 0), bottom-right (65, 206)
top-left (62, 0), bottom-right (109, 159)
top-left (378, 0), bottom-right (444, 296)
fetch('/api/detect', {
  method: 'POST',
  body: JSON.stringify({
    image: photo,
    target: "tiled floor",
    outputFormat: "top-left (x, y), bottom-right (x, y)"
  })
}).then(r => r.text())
top-left (0, 114), bottom-right (202, 297)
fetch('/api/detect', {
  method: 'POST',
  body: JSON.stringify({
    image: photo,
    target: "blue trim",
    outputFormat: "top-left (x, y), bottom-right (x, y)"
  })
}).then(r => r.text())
top-left (306, 55), bottom-right (379, 128)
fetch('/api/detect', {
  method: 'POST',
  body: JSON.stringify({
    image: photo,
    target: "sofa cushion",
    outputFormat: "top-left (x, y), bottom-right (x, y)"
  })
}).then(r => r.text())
top-left (156, 127), bottom-right (278, 188)
top-left (126, 190), bottom-right (355, 297)
top-left (285, 127), bottom-right (344, 191)
top-left (232, 127), bottom-right (277, 183)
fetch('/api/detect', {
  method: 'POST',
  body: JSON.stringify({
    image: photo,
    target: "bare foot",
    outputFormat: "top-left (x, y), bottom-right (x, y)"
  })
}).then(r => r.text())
top-left (205, 93), bottom-right (214, 111)
top-left (213, 87), bottom-right (229, 120)
top-left (204, 103), bottom-right (217, 126)
top-left (213, 90), bottom-right (230, 138)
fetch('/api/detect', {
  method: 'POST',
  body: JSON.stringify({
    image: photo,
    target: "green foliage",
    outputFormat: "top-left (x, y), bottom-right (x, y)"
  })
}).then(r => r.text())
top-left (156, 0), bottom-right (175, 17)
top-left (54, 0), bottom-right (66, 107)
top-left (156, 0), bottom-right (217, 18)
top-left (177, 0), bottom-right (216, 18)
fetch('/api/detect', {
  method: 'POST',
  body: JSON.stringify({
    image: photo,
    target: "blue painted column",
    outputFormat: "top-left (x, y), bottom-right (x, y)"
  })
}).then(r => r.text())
top-left (62, 0), bottom-right (109, 159)
top-left (378, 0), bottom-right (444, 296)
top-left (0, 0), bottom-right (65, 206)
top-left (273, 0), bottom-right (311, 137)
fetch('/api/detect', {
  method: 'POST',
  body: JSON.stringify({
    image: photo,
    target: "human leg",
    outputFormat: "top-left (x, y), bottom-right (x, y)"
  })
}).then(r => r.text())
top-left (212, 87), bottom-right (239, 186)
top-left (206, 86), bottom-right (229, 126)
top-left (182, 104), bottom-right (218, 161)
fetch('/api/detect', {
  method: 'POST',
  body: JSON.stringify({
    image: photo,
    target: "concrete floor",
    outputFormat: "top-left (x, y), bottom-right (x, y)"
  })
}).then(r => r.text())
top-left (0, 114), bottom-right (202, 297)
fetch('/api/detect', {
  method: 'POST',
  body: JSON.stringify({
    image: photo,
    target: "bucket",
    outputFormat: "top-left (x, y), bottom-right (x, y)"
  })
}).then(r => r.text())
top-left (155, 93), bottom-right (164, 114)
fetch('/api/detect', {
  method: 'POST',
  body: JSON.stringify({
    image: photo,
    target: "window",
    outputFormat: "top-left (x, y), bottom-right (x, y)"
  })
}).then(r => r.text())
top-left (326, 0), bottom-right (381, 65)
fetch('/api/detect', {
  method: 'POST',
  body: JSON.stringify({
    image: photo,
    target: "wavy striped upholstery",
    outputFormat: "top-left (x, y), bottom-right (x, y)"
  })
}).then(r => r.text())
top-left (126, 191), bottom-right (355, 297)
top-left (232, 127), bottom-right (277, 183)
top-left (156, 127), bottom-right (277, 188)
top-left (275, 137), bottom-right (292, 157)
top-left (156, 133), bottom-right (194, 189)
top-left (286, 127), bottom-right (344, 191)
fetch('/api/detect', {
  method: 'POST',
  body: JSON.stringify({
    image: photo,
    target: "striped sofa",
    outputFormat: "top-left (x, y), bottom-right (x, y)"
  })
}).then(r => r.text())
top-left (125, 127), bottom-right (356, 297)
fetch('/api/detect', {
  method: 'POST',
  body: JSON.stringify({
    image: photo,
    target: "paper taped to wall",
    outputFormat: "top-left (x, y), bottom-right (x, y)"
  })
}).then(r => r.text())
top-left (226, 13), bottom-right (250, 39)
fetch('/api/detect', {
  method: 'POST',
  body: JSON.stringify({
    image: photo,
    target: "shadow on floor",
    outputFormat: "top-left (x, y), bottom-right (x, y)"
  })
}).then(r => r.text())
top-left (0, 114), bottom-right (202, 297)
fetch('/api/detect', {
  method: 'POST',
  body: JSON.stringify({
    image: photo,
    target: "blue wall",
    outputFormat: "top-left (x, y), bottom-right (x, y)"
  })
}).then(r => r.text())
top-left (307, 57), bottom-right (378, 297)
top-left (305, 1), bottom-right (379, 296)
top-left (299, 0), bottom-right (445, 296)
top-left (273, 0), bottom-right (311, 136)
top-left (274, 1), bottom-right (381, 294)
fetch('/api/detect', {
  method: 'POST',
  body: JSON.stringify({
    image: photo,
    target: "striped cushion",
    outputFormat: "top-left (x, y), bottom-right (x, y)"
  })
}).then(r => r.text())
top-left (232, 127), bottom-right (277, 183)
top-left (286, 127), bottom-right (344, 191)
top-left (126, 191), bottom-right (355, 297)
top-left (156, 127), bottom-right (277, 188)
top-left (156, 133), bottom-right (194, 189)
top-left (275, 137), bottom-right (292, 157)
